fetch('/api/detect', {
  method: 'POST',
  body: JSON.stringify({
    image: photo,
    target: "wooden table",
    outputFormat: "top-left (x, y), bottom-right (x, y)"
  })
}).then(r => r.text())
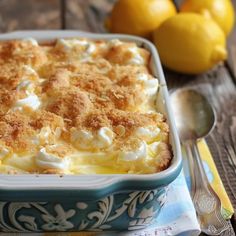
top-left (0, 0), bottom-right (235, 235)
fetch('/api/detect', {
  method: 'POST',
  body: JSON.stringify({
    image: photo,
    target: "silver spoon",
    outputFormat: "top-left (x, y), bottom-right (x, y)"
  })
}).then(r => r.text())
top-left (170, 88), bottom-right (229, 235)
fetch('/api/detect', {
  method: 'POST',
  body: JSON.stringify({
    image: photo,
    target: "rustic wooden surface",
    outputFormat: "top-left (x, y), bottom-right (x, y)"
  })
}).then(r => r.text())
top-left (0, 0), bottom-right (235, 235)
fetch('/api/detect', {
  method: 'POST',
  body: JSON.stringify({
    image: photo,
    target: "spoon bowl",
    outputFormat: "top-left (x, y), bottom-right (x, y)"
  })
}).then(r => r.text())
top-left (171, 89), bottom-right (216, 141)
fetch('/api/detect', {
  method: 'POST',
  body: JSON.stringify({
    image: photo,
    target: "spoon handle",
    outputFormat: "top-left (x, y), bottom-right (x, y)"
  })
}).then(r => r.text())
top-left (184, 143), bottom-right (196, 198)
top-left (185, 142), bottom-right (229, 235)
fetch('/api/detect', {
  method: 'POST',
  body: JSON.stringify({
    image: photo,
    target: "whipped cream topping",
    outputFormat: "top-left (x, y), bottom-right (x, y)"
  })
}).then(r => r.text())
top-left (33, 127), bottom-right (62, 146)
top-left (97, 127), bottom-right (114, 147)
top-left (36, 127), bottom-right (52, 145)
top-left (13, 94), bottom-right (41, 111)
top-left (14, 66), bottom-right (41, 111)
top-left (108, 39), bottom-right (123, 47)
top-left (119, 140), bottom-right (147, 161)
top-left (17, 80), bottom-right (35, 95)
top-left (128, 47), bottom-right (144, 65)
top-left (22, 38), bottom-right (38, 46)
top-left (71, 130), bottom-right (93, 149)
top-left (86, 43), bottom-right (96, 54)
top-left (23, 65), bottom-right (38, 76)
top-left (36, 146), bottom-right (70, 170)
top-left (39, 127), bottom-right (52, 139)
top-left (56, 39), bottom-right (96, 56)
top-left (71, 127), bottom-right (114, 150)
top-left (149, 141), bottom-right (160, 154)
top-left (136, 74), bottom-right (159, 96)
top-left (135, 126), bottom-right (160, 142)
top-left (17, 66), bottom-right (38, 94)
top-left (32, 126), bottom-right (62, 145)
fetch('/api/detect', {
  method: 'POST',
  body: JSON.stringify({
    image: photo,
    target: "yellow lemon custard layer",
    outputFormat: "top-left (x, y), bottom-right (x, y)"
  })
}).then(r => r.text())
top-left (0, 38), bottom-right (172, 174)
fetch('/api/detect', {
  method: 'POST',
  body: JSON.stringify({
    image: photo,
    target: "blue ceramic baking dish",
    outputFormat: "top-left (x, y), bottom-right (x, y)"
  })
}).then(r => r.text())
top-left (0, 31), bottom-right (182, 233)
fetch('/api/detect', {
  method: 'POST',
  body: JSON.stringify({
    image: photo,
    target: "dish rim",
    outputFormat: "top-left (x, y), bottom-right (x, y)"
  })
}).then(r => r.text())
top-left (0, 30), bottom-right (182, 199)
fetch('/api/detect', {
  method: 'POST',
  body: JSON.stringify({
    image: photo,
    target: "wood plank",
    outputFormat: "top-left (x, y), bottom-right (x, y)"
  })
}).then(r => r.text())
top-left (65, 0), bottom-right (91, 31)
top-left (65, 0), bottom-right (113, 32)
top-left (0, 0), bottom-right (61, 32)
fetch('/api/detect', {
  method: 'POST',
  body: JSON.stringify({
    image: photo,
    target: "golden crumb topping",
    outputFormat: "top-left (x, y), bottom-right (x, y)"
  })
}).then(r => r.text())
top-left (30, 111), bottom-right (64, 130)
top-left (47, 89), bottom-right (93, 121)
top-left (108, 65), bottom-right (149, 81)
top-left (0, 38), bottom-right (171, 175)
top-left (0, 63), bottom-right (22, 89)
top-left (107, 86), bottom-right (145, 111)
top-left (72, 73), bottom-right (112, 94)
top-left (43, 68), bottom-right (71, 94)
top-left (0, 40), bottom-right (47, 67)
top-left (0, 111), bottom-right (36, 152)
top-left (0, 89), bottom-right (17, 115)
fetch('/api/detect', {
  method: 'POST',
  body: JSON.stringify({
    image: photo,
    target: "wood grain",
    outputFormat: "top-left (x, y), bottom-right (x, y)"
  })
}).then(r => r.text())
top-left (65, 0), bottom-right (114, 32)
top-left (227, 0), bottom-right (236, 81)
top-left (0, 0), bottom-right (61, 32)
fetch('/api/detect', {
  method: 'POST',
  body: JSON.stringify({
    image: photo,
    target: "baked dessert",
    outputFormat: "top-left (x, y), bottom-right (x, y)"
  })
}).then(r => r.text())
top-left (0, 38), bottom-right (172, 174)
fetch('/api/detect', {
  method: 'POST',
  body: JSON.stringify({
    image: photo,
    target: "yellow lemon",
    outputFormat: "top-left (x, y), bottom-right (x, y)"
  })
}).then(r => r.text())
top-left (180, 0), bottom-right (235, 36)
top-left (153, 13), bottom-right (227, 74)
top-left (107, 0), bottom-right (177, 38)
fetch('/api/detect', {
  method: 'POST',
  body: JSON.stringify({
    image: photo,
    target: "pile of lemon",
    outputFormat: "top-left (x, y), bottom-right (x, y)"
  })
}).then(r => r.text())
top-left (106, 0), bottom-right (235, 74)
